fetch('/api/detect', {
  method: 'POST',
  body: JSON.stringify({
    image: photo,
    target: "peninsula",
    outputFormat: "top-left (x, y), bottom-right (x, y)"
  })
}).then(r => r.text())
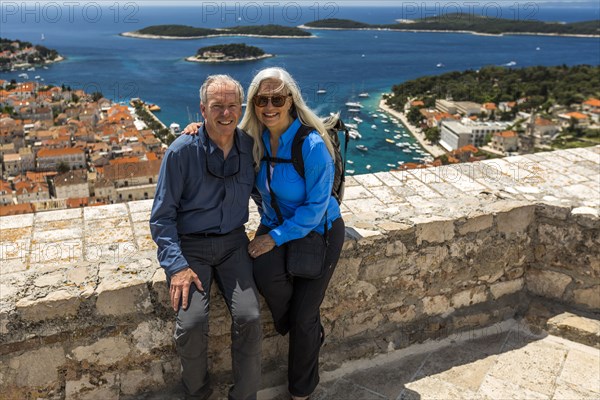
top-left (122, 24), bottom-right (312, 39)
top-left (0, 38), bottom-right (63, 71)
top-left (186, 43), bottom-right (273, 63)
top-left (302, 15), bottom-right (600, 37)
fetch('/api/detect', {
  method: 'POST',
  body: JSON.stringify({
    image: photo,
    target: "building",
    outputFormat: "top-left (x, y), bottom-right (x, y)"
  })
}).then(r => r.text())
top-left (53, 170), bottom-right (89, 199)
top-left (455, 101), bottom-right (483, 116)
top-left (0, 179), bottom-right (13, 205)
top-left (435, 99), bottom-right (457, 115)
top-left (558, 112), bottom-right (590, 129)
top-left (439, 121), bottom-right (472, 151)
top-left (491, 130), bottom-right (519, 153)
top-left (36, 147), bottom-right (86, 171)
top-left (3, 153), bottom-right (23, 176)
top-left (14, 179), bottom-right (49, 203)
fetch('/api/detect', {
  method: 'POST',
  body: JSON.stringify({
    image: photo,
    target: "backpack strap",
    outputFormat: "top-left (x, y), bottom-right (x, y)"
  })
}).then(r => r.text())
top-left (290, 124), bottom-right (314, 179)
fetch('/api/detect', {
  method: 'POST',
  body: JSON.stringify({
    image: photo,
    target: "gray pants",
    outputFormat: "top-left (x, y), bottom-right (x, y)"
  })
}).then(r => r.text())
top-left (175, 227), bottom-right (262, 400)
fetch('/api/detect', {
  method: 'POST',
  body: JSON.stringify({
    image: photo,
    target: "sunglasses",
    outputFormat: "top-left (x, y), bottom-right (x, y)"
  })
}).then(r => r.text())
top-left (252, 94), bottom-right (291, 107)
top-left (205, 140), bottom-right (240, 179)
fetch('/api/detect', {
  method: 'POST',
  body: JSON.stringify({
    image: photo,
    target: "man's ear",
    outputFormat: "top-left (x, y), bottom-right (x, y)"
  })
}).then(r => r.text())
top-left (200, 102), bottom-right (206, 119)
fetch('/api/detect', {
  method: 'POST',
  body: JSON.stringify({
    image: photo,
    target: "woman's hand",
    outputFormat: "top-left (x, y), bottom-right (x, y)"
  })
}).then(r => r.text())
top-left (182, 122), bottom-right (202, 135)
top-left (248, 234), bottom-right (276, 258)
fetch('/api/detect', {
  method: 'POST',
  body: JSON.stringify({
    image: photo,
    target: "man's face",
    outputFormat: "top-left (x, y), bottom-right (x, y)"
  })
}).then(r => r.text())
top-left (200, 80), bottom-right (242, 137)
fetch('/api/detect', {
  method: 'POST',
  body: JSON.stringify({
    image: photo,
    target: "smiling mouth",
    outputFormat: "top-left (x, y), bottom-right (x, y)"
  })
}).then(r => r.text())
top-left (218, 120), bottom-right (234, 125)
top-left (263, 112), bottom-right (279, 118)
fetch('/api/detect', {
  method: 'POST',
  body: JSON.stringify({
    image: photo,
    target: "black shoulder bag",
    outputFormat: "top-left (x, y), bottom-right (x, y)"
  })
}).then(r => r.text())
top-left (263, 146), bottom-right (329, 279)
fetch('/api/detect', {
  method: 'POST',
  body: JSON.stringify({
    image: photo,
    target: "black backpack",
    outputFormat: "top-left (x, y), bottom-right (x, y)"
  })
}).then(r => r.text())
top-left (262, 116), bottom-right (350, 204)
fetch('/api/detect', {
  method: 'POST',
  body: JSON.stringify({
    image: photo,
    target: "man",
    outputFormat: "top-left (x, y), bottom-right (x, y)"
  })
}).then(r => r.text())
top-left (150, 75), bottom-right (261, 400)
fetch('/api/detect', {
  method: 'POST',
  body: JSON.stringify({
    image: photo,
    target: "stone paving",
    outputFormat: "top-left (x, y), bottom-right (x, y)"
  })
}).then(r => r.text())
top-left (130, 319), bottom-right (600, 400)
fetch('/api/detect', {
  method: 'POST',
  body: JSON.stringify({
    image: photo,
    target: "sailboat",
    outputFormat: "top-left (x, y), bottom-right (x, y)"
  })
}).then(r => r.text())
top-left (41, 33), bottom-right (45, 41)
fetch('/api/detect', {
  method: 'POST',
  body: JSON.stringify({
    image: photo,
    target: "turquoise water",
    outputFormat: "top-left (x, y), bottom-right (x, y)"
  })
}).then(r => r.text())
top-left (2, 3), bottom-right (599, 173)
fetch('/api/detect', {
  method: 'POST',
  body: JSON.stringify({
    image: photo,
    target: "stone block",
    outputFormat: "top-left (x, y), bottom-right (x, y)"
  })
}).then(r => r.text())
top-left (490, 279), bottom-right (524, 300)
top-left (388, 305), bottom-right (416, 323)
top-left (547, 313), bottom-right (600, 348)
top-left (572, 286), bottom-right (600, 310)
top-left (121, 363), bottom-right (164, 395)
top-left (95, 278), bottom-right (152, 316)
top-left (526, 269), bottom-right (572, 299)
top-left (33, 270), bottom-right (65, 288)
top-left (71, 336), bottom-right (130, 366)
top-left (151, 267), bottom-right (170, 307)
top-left (65, 372), bottom-right (119, 400)
top-left (422, 295), bottom-right (451, 316)
top-left (8, 346), bottom-right (65, 387)
top-left (132, 319), bottom-right (173, 354)
top-left (457, 214), bottom-right (493, 235)
top-left (415, 218), bottom-right (455, 245)
top-left (385, 240), bottom-right (407, 257)
top-left (450, 287), bottom-right (488, 309)
top-left (334, 257), bottom-right (362, 282)
top-left (557, 348), bottom-right (600, 393)
top-left (16, 290), bottom-right (80, 322)
top-left (496, 205), bottom-right (535, 234)
top-left (362, 257), bottom-right (402, 281)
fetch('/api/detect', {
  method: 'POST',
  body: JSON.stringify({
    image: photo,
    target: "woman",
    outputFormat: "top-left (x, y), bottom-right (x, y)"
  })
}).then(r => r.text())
top-left (242, 67), bottom-right (345, 400)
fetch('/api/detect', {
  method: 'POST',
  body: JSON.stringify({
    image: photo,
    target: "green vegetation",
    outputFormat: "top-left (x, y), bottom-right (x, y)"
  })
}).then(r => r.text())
top-left (134, 103), bottom-right (174, 145)
top-left (386, 65), bottom-right (600, 112)
top-left (132, 24), bottom-right (310, 38)
top-left (305, 15), bottom-right (600, 36)
top-left (195, 43), bottom-right (266, 60)
top-left (0, 38), bottom-right (60, 70)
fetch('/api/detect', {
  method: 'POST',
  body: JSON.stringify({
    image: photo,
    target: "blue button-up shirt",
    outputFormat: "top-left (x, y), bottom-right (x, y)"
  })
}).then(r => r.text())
top-left (150, 126), bottom-right (255, 276)
top-left (256, 118), bottom-right (341, 246)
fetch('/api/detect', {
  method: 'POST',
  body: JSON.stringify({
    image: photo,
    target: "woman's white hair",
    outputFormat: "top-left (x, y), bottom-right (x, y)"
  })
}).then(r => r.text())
top-left (239, 67), bottom-right (337, 169)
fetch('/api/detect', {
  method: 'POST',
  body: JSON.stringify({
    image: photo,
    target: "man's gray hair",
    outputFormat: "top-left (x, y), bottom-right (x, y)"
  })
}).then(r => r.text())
top-left (199, 74), bottom-right (244, 104)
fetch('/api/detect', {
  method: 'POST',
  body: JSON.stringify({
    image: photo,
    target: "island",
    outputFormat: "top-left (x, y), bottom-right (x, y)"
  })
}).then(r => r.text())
top-left (0, 38), bottom-right (63, 71)
top-left (186, 43), bottom-right (273, 63)
top-left (122, 24), bottom-right (312, 39)
top-left (302, 15), bottom-right (600, 37)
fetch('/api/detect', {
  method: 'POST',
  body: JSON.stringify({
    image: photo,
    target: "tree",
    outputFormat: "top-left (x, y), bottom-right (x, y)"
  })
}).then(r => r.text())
top-left (91, 92), bottom-right (104, 102)
top-left (424, 127), bottom-right (440, 143)
top-left (407, 107), bottom-right (423, 125)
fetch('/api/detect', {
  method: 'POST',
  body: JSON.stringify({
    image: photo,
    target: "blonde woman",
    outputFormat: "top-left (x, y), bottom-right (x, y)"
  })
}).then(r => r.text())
top-left (244, 67), bottom-right (345, 400)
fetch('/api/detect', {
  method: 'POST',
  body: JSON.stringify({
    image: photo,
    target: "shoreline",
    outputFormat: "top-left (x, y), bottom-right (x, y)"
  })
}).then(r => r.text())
top-left (121, 31), bottom-right (314, 40)
top-left (378, 98), bottom-right (446, 158)
top-left (298, 25), bottom-right (600, 39)
top-left (185, 54), bottom-right (274, 63)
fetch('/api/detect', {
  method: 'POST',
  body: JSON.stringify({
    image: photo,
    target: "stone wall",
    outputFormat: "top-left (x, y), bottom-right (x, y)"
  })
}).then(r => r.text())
top-left (0, 147), bottom-right (598, 399)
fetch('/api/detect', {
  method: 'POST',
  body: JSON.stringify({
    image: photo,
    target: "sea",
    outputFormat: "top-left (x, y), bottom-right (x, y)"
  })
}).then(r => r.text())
top-left (2, 1), bottom-right (599, 173)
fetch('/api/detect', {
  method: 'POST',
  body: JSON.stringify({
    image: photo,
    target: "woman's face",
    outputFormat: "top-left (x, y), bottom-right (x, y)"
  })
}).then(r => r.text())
top-left (253, 78), bottom-right (293, 134)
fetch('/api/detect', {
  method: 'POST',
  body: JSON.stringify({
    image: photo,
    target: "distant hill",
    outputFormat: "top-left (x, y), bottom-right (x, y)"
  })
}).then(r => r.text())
top-left (126, 24), bottom-right (312, 38)
top-left (304, 15), bottom-right (600, 36)
top-left (189, 43), bottom-right (272, 62)
top-left (0, 38), bottom-right (62, 70)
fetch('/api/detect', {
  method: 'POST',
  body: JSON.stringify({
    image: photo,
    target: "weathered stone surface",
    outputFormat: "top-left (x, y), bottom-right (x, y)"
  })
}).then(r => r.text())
top-left (65, 373), bottom-right (119, 400)
top-left (132, 319), bottom-right (173, 354)
top-left (450, 287), bottom-right (488, 309)
top-left (8, 346), bottom-right (65, 387)
top-left (572, 286), bottom-right (600, 309)
top-left (557, 348), bottom-right (600, 393)
top-left (71, 337), bottom-right (130, 366)
top-left (16, 290), bottom-right (80, 322)
top-left (415, 218), bottom-right (455, 245)
top-left (490, 279), bottom-right (524, 300)
top-left (362, 258), bottom-right (402, 281)
top-left (496, 205), bottom-right (535, 234)
top-left (422, 295), bottom-right (452, 316)
top-left (95, 278), bottom-right (152, 316)
top-left (547, 313), bottom-right (600, 348)
top-left (121, 363), bottom-right (164, 395)
top-left (457, 214), bottom-right (493, 235)
top-left (526, 269), bottom-right (573, 299)
top-left (385, 240), bottom-right (407, 257)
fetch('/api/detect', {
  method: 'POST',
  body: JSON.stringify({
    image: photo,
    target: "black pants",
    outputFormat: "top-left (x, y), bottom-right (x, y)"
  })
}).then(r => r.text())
top-left (253, 218), bottom-right (345, 397)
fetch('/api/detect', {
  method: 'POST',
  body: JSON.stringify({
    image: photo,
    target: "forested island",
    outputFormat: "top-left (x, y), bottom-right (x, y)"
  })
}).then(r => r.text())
top-left (122, 24), bottom-right (312, 39)
top-left (303, 15), bottom-right (600, 37)
top-left (186, 43), bottom-right (273, 63)
top-left (0, 38), bottom-right (63, 71)
top-left (386, 65), bottom-right (600, 111)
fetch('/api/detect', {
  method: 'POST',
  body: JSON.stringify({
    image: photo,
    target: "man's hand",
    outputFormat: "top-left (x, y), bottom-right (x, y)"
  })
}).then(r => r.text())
top-left (169, 267), bottom-right (203, 312)
top-left (182, 122), bottom-right (202, 135)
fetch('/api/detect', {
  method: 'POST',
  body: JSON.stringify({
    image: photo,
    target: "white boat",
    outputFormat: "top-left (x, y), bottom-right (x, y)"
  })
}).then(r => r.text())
top-left (352, 117), bottom-right (363, 123)
top-left (387, 163), bottom-right (396, 167)
top-left (436, 63), bottom-right (444, 68)
top-left (384, 129), bottom-right (390, 133)
top-left (316, 89), bottom-right (327, 94)
top-left (345, 123), bottom-right (358, 129)
top-left (41, 33), bottom-right (45, 40)
top-left (34, 75), bottom-right (41, 79)
top-left (349, 129), bottom-right (362, 140)
top-left (27, 67), bottom-right (35, 71)
top-left (397, 161), bottom-right (405, 165)
top-left (42, 66), bottom-right (48, 70)
top-left (345, 102), bottom-right (363, 108)
top-left (381, 119), bottom-right (389, 124)
top-left (393, 134), bottom-right (402, 139)
top-left (347, 160), bottom-right (354, 165)
top-left (348, 108), bottom-right (361, 113)
top-left (371, 113), bottom-right (378, 118)
top-left (169, 122), bottom-right (181, 135)
top-left (18, 73), bottom-right (28, 79)
top-left (403, 149), bottom-right (412, 153)
top-left (347, 169), bottom-right (355, 174)
top-left (371, 124), bottom-right (377, 129)
top-left (358, 92), bottom-right (369, 98)
top-left (356, 144), bottom-right (368, 152)
top-left (366, 165), bottom-right (372, 170)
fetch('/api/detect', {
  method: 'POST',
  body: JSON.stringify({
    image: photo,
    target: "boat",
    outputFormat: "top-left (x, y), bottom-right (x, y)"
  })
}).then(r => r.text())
top-left (504, 61), bottom-right (517, 67)
top-left (317, 89), bottom-right (327, 94)
top-left (348, 129), bottom-right (362, 140)
top-left (345, 102), bottom-right (363, 108)
top-left (403, 148), bottom-right (412, 153)
top-left (41, 33), bottom-right (45, 40)
top-left (348, 108), bottom-right (361, 113)
top-left (18, 73), bottom-right (28, 79)
top-left (366, 165), bottom-right (372, 170)
top-left (384, 129), bottom-right (390, 133)
top-left (347, 160), bottom-right (354, 165)
top-left (371, 124), bottom-right (377, 129)
top-left (387, 163), bottom-right (396, 168)
top-left (352, 117), bottom-right (363, 123)
top-left (345, 123), bottom-right (358, 129)
top-left (385, 138), bottom-right (395, 144)
top-left (169, 122), bottom-right (181, 135)
top-left (42, 66), bottom-right (48, 70)
top-left (347, 169), bottom-right (355, 174)
top-left (27, 67), bottom-right (35, 71)
top-left (371, 113), bottom-right (378, 118)
top-left (536, 47), bottom-right (541, 51)
top-left (393, 134), bottom-right (402, 139)
top-left (34, 75), bottom-right (41, 79)
top-left (148, 104), bottom-right (161, 112)
top-left (358, 92), bottom-right (369, 98)
top-left (436, 63), bottom-right (444, 68)
top-left (381, 119), bottom-right (389, 124)
top-left (356, 144), bottom-right (368, 152)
